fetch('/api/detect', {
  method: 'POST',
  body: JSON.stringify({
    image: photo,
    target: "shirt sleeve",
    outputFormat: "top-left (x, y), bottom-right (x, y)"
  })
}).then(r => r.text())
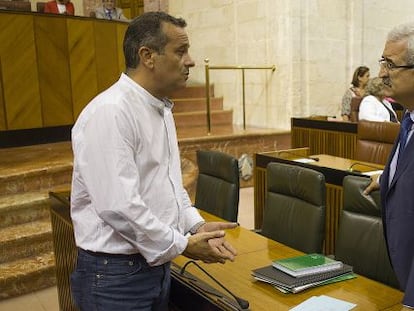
top-left (76, 105), bottom-right (188, 266)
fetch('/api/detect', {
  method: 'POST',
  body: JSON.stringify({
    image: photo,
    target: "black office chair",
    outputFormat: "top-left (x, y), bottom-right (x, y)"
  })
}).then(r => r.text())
top-left (261, 162), bottom-right (326, 253)
top-left (335, 175), bottom-right (399, 288)
top-left (194, 150), bottom-right (240, 222)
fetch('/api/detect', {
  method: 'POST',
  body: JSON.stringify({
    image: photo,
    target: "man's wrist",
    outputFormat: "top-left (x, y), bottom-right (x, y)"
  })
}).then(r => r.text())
top-left (189, 221), bottom-right (206, 235)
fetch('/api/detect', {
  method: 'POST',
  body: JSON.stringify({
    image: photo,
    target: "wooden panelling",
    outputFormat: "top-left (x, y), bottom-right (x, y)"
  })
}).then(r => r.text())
top-left (0, 14), bottom-right (42, 129)
top-left (35, 15), bottom-right (73, 126)
top-left (291, 117), bottom-right (358, 159)
top-left (93, 20), bottom-right (121, 93)
top-left (0, 58), bottom-right (6, 130)
top-left (67, 19), bottom-right (97, 120)
top-left (117, 23), bottom-right (127, 73)
top-left (0, 12), bottom-right (127, 130)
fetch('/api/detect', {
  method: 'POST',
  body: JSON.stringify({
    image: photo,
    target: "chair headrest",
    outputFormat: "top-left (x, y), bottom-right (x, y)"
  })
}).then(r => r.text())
top-left (266, 162), bottom-right (325, 206)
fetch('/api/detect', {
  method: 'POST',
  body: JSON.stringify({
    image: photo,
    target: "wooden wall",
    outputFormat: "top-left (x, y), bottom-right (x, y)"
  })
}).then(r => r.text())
top-left (0, 11), bottom-right (127, 130)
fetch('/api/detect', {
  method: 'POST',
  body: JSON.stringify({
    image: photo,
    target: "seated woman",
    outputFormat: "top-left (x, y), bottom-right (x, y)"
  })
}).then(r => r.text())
top-left (44, 0), bottom-right (74, 15)
top-left (341, 66), bottom-right (370, 121)
top-left (95, 0), bottom-right (129, 21)
top-left (358, 77), bottom-right (398, 123)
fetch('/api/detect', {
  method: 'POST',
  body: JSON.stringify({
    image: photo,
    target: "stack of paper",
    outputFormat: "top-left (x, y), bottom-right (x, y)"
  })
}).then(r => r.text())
top-left (272, 253), bottom-right (343, 277)
top-left (290, 295), bottom-right (356, 310)
top-left (252, 254), bottom-right (355, 293)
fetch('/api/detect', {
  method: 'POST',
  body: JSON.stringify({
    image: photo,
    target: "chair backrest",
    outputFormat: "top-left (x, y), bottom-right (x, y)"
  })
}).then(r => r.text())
top-left (194, 150), bottom-right (240, 222)
top-left (335, 175), bottom-right (399, 288)
top-left (0, 0), bottom-right (31, 11)
top-left (355, 120), bottom-right (400, 165)
top-left (261, 162), bottom-right (326, 253)
top-left (350, 96), bottom-right (362, 122)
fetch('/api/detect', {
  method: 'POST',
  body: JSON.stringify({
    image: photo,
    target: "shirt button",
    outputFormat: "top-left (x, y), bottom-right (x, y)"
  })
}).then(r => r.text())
top-left (103, 259), bottom-right (108, 265)
top-left (129, 261), bottom-right (133, 266)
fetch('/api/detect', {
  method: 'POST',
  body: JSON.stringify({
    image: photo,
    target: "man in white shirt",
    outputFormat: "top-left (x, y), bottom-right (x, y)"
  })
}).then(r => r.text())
top-left (70, 12), bottom-right (237, 311)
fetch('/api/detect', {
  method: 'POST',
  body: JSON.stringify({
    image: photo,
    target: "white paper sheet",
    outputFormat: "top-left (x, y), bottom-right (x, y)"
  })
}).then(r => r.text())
top-left (289, 295), bottom-right (356, 311)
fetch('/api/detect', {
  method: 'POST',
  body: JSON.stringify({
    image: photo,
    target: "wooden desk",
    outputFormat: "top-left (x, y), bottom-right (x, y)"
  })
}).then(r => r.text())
top-left (171, 211), bottom-right (403, 311)
top-left (49, 192), bottom-right (402, 311)
top-left (254, 151), bottom-right (383, 254)
top-left (291, 117), bottom-right (358, 159)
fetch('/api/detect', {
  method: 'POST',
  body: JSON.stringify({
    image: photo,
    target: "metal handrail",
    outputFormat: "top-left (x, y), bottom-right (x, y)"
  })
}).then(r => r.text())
top-left (204, 58), bottom-right (276, 134)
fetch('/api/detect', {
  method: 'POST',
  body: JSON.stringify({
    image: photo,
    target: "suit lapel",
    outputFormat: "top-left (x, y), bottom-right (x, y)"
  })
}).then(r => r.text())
top-left (388, 134), bottom-right (414, 190)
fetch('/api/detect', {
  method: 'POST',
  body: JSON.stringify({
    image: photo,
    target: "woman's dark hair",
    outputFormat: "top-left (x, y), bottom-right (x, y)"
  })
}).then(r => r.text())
top-left (123, 12), bottom-right (187, 69)
top-left (351, 66), bottom-right (369, 87)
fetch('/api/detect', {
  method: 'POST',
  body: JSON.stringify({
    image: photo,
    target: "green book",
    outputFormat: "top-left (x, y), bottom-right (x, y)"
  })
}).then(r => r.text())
top-left (272, 253), bottom-right (343, 277)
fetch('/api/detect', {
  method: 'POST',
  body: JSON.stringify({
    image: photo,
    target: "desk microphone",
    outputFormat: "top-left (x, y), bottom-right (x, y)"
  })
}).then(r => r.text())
top-left (277, 151), bottom-right (320, 162)
top-left (348, 162), bottom-right (382, 173)
top-left (180, 260), bottom-right (250, 310)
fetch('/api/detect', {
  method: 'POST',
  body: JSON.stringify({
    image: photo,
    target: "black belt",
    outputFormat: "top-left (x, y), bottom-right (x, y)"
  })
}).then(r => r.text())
top-left (79, 248), bottom-right (143, 259)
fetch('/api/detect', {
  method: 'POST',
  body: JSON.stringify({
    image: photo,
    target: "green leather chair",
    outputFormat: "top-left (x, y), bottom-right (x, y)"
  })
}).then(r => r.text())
top-left (194, 150), bottom-right (240, 222)
top-left (335, 175), bottom-right (399, 288)
top-left (261, 162), bottom-right (326, 253)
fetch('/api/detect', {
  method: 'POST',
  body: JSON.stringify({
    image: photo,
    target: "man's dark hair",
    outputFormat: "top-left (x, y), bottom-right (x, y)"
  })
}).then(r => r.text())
top-left (123, 12), bottom-right (187, 69)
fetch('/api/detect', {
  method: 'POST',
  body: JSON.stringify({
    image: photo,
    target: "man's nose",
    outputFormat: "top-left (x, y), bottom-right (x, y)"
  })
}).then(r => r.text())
top-left (185, 54), bottom-right (195, 67)
top-left (378, 66), bottom-right (388, 78)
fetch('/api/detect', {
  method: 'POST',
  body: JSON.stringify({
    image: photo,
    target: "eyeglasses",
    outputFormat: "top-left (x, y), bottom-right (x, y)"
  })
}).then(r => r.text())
top-left (378, 57), bottom-right (414, 71)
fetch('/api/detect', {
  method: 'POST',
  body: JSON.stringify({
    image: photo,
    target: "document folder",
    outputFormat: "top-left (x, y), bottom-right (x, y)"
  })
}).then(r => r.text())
top-left (252, 263), bottom-right (353, 293)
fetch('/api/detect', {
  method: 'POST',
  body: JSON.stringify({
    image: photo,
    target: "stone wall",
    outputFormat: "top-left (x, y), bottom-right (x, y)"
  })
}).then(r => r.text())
top-left (169, 0), bottom-right (414, 130)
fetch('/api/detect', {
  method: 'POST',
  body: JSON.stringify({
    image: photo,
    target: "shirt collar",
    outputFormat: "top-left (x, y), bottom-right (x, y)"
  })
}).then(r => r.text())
top-left (120, 73), bottom-right (174, 115)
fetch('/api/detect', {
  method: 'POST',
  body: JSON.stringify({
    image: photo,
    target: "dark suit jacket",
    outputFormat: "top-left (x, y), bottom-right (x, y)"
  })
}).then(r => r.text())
top-left (381, 128), bottom-right (414, 306)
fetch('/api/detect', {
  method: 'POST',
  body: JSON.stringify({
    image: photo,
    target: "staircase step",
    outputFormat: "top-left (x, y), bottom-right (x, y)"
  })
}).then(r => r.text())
top-left (170, 84), bottom-right (214, 99)
top-left (0, 219), bottom-right (53, 264)
top-left (0, 192), bottom-right (50, 228)
top-left (0, 251), bottom-right (56, 300)
top-left (0, 164), bottom-right (72, 197)
top-left (0, 142), bottom-right (73, 196)
top-left (172, 97), bottom-right (223, 113)
top-left (175, 110), bottom-right (233, 128)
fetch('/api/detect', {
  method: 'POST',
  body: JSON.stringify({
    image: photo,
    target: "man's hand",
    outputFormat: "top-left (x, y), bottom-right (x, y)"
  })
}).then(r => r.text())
top-left (197, 221), bottom-right (238, 233)
top-left (363, 179), bottom-right (380, 195)
top-left (183, 222), bottom-right (238, 264)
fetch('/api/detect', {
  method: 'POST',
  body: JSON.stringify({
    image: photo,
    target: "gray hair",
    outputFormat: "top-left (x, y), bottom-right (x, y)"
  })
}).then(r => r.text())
top-left (365, 77), bottom-right (384, 97)
top-left (387, 22), bottom-right (414, 65)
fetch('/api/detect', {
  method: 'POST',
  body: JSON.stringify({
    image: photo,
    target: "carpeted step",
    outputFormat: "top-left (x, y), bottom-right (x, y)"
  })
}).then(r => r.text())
top-left (174, 110), bottom-right (233, 128)
top-left (0, 142), bottom-right (73, 196)
top-left (170, 84), bottom-right (215, 99)
top-left (0, 219), bottom-right (53, 264)
top-left (0, 192), bottom-right (50, 228)
top-left (171, 97), bottom-right (223, 113)
top-left (0, 251), bottom-right (56, 300)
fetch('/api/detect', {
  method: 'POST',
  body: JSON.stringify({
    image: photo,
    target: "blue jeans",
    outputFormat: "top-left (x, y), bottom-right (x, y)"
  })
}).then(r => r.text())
top-left (71, 249), bottom-right (171, 311)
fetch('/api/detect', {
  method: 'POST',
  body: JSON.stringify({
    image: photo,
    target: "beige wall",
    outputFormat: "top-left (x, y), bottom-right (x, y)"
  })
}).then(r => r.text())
top-left (169, 0), bottom-right (414, 130)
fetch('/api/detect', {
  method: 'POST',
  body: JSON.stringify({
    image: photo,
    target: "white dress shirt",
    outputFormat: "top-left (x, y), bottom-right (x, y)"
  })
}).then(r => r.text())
top-left (359, 96), bottom-right (398, 122)
top-left (71, 73), bottom-right (204, 266)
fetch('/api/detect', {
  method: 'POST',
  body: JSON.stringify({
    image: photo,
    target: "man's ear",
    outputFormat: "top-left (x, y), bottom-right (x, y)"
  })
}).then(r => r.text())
top-left (138, 46), bottom-right (155, 69)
